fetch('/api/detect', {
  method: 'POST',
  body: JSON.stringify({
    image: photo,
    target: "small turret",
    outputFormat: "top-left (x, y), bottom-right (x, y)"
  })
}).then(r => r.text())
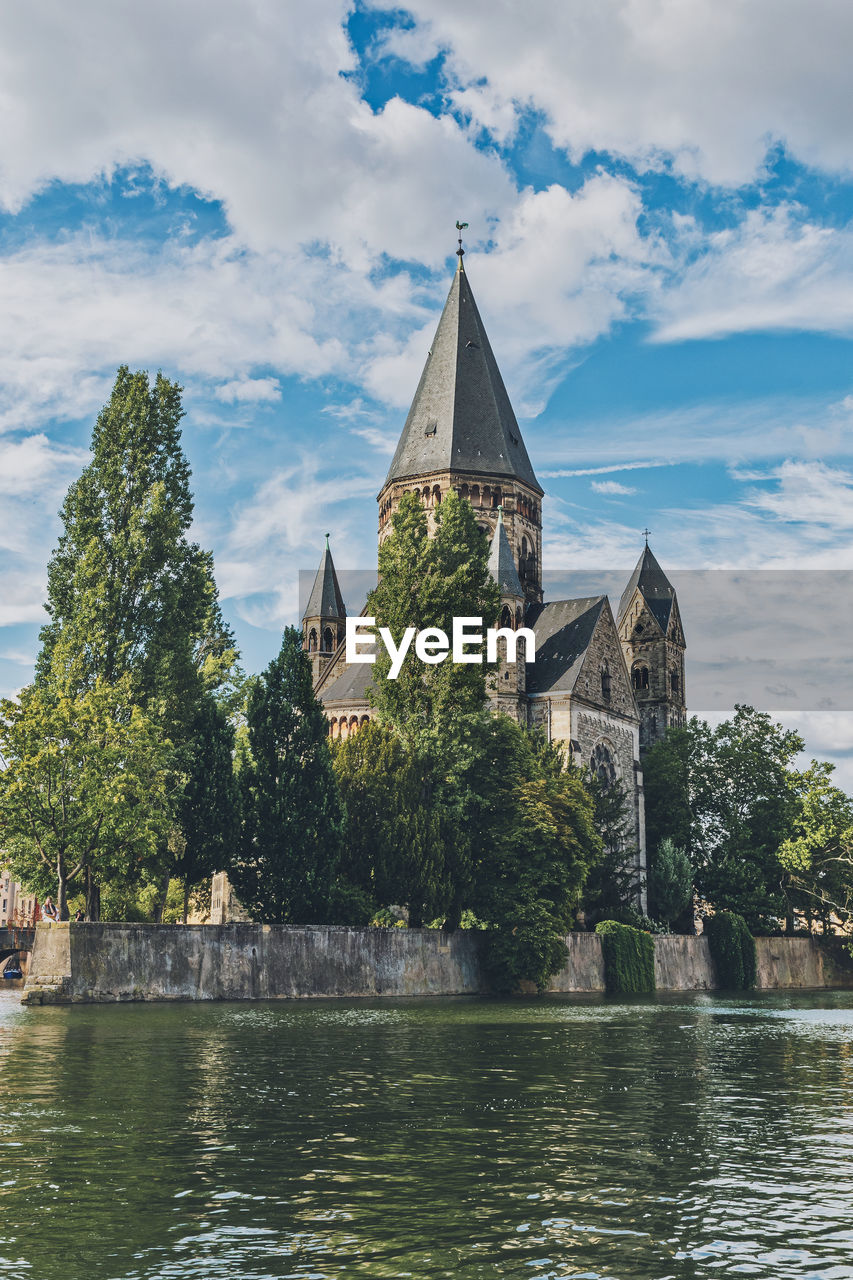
top-left (617, 537), bottom-right (686, 753)
top-left (488, 506), bottom-right (528, 718)
top-left (302, 535), bottom-right (346, 685)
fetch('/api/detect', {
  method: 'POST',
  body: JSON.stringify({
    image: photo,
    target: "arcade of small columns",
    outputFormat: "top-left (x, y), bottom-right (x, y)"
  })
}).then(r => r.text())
top-left (328, 713), bottom-right (371, 741)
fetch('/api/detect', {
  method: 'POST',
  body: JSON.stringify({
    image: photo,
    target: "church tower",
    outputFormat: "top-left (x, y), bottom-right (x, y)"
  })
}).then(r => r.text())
top-left (302, 535), bottom-right (346, 685)
top-left (377, 246), bottom-right (544, 604)
top-left (617, 541), bottom-right (686, 753)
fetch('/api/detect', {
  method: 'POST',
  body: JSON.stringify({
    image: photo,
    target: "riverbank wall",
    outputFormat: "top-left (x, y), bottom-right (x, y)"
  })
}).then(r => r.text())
top-left (21, 923), bottom-right (853, 1004)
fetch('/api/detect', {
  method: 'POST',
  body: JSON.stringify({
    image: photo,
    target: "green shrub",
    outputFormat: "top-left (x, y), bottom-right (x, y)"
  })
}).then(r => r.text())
top-left (595, 919), bottom-right (656, 994)
top-left (705, 911), bottom-right (756, 989)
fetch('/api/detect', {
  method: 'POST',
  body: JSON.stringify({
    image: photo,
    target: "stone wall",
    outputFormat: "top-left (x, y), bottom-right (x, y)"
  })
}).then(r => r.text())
top-left (21, 923), bottom-right (852, 1005)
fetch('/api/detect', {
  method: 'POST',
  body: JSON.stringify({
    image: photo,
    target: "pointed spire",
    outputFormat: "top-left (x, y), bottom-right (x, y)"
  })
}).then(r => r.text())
top-left (302, 539), bottom-right (346, 621)
top-left (383, 265), bottom-right (542, 494)
top-left (617, 540), bottom-right (676, 632)
top-left (488, 505), bottom-right (524, 598)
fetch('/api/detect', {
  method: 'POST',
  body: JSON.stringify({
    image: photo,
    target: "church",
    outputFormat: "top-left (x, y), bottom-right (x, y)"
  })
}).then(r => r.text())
top-left (301, 246), bottom-right (687, 888)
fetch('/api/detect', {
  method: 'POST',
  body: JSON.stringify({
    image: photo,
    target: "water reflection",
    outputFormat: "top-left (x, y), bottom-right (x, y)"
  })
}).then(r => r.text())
top-left (0, 990), bottom-right (852, 1278)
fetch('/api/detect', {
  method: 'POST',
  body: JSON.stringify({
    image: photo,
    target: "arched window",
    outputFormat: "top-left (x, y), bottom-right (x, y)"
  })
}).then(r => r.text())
top-left (323, 627), bottom-right (334, 652)
top-left (471, 485), bottom-right (480, 507)
top-left (432, 485), bottom-right (442, 506)
top-left (600, 662), bottom-right (611, 701)
top-left (500, 605), bottom-right (512, 630)
top-left (460, 484), bottom-right (469, 501)
top-left (632, 665), bottom-right (649, 691)
top-left (515, 605), bottom-right (523, 628)
top-left (670, 670), bottom-right (680, 695)
top-left (360, 715), bottom-right (370, 728)
top-left (308, 628), bottom-right (317, 652)
top-left (590, 742), bottom-right (617, 790)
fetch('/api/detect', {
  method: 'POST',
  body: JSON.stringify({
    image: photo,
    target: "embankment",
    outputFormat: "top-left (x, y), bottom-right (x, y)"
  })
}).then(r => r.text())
top-left (22, 923), bottom-right (853, 1004)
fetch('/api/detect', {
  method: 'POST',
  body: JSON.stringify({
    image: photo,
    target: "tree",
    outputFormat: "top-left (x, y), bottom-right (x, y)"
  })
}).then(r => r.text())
top-left (231, 628), bottom-right (345, 923)
top-left (34, 367), bottom-right (240, 916)
top-left (367, 489), bottom-right (500, 742)
top-left (174, 695), bottom-right (241, 923)
top-left (648, 837), bottom-right (693, 928)
top-left (0, 679), bottom-right (173, 918)
top-left (332, 721), bottom-right (449, 926)
top-left (581, 778), bottom-right (643, 926)
top-left (467, 718), bottom-right (600, 991)
top-left (778, 761), bottom-right (853, 934)
top-left (643, 706), bottom-right (804, 932)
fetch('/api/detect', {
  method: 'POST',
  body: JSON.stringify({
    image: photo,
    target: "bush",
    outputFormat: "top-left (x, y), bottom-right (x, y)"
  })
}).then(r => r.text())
top-left (483, 901), bottom-right (570, 995)
top-left (704, 911), bottom-right (756, 989)
top-left (595, 920), bottom-right (656, 994)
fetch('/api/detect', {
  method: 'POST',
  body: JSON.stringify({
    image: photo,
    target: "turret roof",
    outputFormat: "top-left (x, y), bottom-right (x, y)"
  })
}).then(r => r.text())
top-left (383, 263), bottom-right (542, 494)
top-left (302, 537), bottom-right (346, 621)
top-left (488, 508), bottom-right (523, 598)
top-left (617, 543), bottom-right (676, 633)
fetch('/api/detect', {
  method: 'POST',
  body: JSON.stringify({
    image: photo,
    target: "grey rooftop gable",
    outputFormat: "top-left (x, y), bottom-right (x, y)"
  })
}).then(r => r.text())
top-left (383, 265), bottom-right (542, 494)
top-left (617, 543), bottom-right (677, 634)
top-left (302, 540), bottom-right (346, 621)
top-left (525, 596), bottom-right (605, 695)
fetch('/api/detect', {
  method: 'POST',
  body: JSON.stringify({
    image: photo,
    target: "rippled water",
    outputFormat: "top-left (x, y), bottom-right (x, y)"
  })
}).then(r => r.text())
top-left (1, 989), bottom-right (852, 1278)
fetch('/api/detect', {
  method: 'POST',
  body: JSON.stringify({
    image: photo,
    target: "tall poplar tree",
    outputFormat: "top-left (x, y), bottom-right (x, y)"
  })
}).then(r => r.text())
top-left (231, 628), bottom-right (345, 924)
top-left (32, 367), bottom-right (239, 916)
top-left (367, 489), bottom-right (499, 741)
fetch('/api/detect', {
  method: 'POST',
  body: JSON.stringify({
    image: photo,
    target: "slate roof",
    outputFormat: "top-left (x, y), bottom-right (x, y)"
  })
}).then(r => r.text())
top-left (319, 661), bottom-right (373, 706)
top-left (525, 597), bottom-right (605, 695)
top-left (383, 264), bottom-right (542, 494)
top-left (488, 510), bottom-right (523, 597)
top-left (302, 539), bottom-right (346, 621)
top-left (617, 543), bottom-right (676, 633)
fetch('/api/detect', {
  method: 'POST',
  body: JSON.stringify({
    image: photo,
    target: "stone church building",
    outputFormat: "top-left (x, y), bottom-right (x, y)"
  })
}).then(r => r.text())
top-left (302, 253), bottom-right (686, 883)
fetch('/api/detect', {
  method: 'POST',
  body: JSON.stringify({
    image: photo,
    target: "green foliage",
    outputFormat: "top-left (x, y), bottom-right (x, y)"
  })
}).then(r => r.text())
top-left (582, 778), bottom-right (642, 926)
top-left (595, 920), bottom-right (656, 995)
top-left (467, 718), bottom-right (601, 993)
top-left (704, 911), bottom-right (756, 989)
top-left (648, 837), bottom-right (693, 927)
top-left (28, 367), bottom-right (241, 916)
top-left (0, 679), bottom-right (174, 918)
top-left (778, 761), bottom-right (853, 935)
top-left (366, 489), bottom-right (500, 742)
top-left (175, 696), bottom-right (241, 922)
top-left (332, 720), bottom-right (449, 926)
top-left (231, 627), bottom-right (345, 924)
top-left (643, 706), bottom-right (804, 933)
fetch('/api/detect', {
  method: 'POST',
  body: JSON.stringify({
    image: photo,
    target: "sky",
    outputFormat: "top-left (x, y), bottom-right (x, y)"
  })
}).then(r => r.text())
top-left (0, 0), bottom-right (851, 778)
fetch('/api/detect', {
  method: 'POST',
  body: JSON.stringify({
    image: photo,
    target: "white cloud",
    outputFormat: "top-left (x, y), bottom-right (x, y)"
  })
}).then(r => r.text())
top-left (363, 176), bottom-right (662, 413)
top-left (652, 206), bottom-right (853, 342)
top-left (371, 0), bottom-right (853, 186)
top-left (536, 393), bottom-right (853, 472)
top-left (0, 1), bottom-right (512, 268)
top-left (591, 480), bottom-right (637, 496)
top-left (214, 377), bottom-right (282, 404)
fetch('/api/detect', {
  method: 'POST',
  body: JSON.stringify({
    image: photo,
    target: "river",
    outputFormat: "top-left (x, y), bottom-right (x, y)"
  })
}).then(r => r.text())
top-left (1, 988), bottom-right (852, 1278)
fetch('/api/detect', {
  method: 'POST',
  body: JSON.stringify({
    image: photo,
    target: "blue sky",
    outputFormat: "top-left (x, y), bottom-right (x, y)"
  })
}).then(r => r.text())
top-left (0, 0), bottom-right (852, 776)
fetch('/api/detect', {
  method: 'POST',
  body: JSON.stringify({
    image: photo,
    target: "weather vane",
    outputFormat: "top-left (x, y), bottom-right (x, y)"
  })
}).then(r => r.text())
top-left (456, 219), bottom-right (468, 261)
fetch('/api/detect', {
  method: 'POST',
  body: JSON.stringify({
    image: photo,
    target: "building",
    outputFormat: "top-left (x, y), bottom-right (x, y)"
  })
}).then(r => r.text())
top-left (0, 870), bottom-right (38, 927)
top-left (304, 249), bottom-right (687, 897)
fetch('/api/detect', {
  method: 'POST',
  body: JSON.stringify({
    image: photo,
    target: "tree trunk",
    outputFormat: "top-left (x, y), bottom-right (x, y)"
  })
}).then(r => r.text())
top-left (182, 881), bottom-right (190, 926)
top-left (57, 864), bottom-right (69, 921)
top-left (85, 867), bottom-right (101, 922)
top-left (153, 865), bottom-right (171, 923)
